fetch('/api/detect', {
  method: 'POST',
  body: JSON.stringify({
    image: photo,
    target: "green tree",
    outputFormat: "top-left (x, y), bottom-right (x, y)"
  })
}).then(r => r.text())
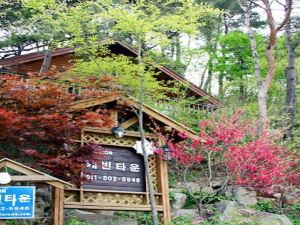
top-left (212, 31), bottom-right (256, 101)
top-left (98, 1), bottom-right (219, 223)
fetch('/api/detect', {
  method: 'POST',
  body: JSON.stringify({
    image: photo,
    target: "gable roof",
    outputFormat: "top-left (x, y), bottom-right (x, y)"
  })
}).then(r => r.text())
top-left (0, 47), bottom-right (74, 66)
top-left (0, 158), bottom-right (72, 189)
top-left (70, 93), bottom-right (198, 139)
top-left (0, 41), bottom-right (222, 107)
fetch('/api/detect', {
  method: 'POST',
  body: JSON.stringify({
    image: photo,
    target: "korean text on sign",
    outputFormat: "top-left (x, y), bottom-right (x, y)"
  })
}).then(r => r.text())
top-left (86, 161), bottom-right (141, 173)
top-left (0, 186), bottom-right (35, 219)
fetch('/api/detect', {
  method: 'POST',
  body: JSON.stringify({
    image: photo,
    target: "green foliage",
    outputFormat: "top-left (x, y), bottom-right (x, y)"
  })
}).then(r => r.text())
top-left (181, 190), bottom-right (230, 208)
top-left (64, 216), bottom-right (93, 225)
top-left (67, 54), bottom-right (166, 100)
top-left (170, 216), bottom-right (193, 225)
top-left (285, 204), bottom-right (300, 225)
top-left (169, 191), bottom-right (176, 202)
top-left (168, 173), bottom-right (178, 188)
top-left (101, 0), bottom-right (220, 43)
top-left (213, 31), bottom-right (254, 77)
top-left (252, 201), bottom-right (278, 214)
top-left (115, 211), bottom-right (154, 225)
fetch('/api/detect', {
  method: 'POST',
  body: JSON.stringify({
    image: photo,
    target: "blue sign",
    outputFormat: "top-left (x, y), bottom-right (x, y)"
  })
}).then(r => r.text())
top-left (0, 186), bottom-right (35, 219)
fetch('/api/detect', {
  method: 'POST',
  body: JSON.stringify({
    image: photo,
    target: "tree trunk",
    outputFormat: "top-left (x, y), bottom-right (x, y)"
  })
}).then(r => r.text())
top-left (284, 18), bottom-right (297, 137)
top-left (223, 14), bottom-right (229, 34)
top-left (218, 73), bottom-right (224, 100)
top-left (39, 50), bottom-right (52, 75)
top-left (240, 0), bottom-right (292, 132)
top-left (204, 56), bottom-right (213, 93)
top-left (175, 34), bottom-right (181, 63)
top-left (137, 43), bottom-right (159, 225)
top-left (243, 3), bottom-right (264, 131)
top-left (199, 62), bottom-right (208, 89)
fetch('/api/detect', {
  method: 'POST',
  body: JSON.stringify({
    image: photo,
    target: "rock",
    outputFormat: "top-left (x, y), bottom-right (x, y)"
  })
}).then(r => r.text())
top-left (201, 186), bottom-right (214, 194)
top-left (94, 210), bottom-right (115, 216)
top-left (175, 182), bottom-right (200, 192)
top-left (172, 209), bottom-right (199, 219)
top-left (171, 192), bottom-right (187, 209)
top-left (224, 186), bottom-right (234, 198)
top-left (282, 192), bottom-right (300, 205)
top-left (252, 212), bottom-right (292, 225)
top-left (215, 200), bottom-right (293, 225)
top-left (72, 209), bottom-right (95, 215)
top-left (274, 193), bottom-right (282, 198)
top-left (232, 187), bottom-right (257, 206)
top-left (215, 200), bottom-right (240, 219)
top-left (169, 188), bottom-right (183, 193)
top-left (210, 178), bottom-right (226, 187)
top-left (35, 187), bottom-right (51, 218)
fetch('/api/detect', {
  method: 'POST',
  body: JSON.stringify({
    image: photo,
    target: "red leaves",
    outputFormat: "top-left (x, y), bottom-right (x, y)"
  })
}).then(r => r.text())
top-left (0, 74), bottom-right (114, 181)
top-left (78, 112), bottom-right (113, 128)
top-left (170, 112), bottom-right (295, 192)
top-left (225, 134), bottom-right (290, 192)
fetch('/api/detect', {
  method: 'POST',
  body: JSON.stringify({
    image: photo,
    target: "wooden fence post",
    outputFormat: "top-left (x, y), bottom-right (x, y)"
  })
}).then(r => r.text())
top-left (52, 187), bottom-right (64, 225)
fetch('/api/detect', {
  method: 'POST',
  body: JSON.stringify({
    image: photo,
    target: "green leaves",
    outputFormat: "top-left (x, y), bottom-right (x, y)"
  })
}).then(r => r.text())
top-left (21, 0), bottom-right (57, 11)
top-left (101, 0), bottom-right (221, 45)
top-left (67, 54), bottom-right (166, 99)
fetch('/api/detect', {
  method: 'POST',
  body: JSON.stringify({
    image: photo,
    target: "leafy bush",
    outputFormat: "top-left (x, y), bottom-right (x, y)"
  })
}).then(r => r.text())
top-left (169, 191), bottom-right (176, 202)
top-left (181, 190), bottom-right (230, 208)
top-left (284, 204), bottom-right (300, 225)
top-left (115, 211), bottom-right (153, 225)
top-left (65, 217), bottom-right (92, 225)
top-left (252, 201), bottom-right (278, 214)
top-left (171, 216), bottom-right (193, 225)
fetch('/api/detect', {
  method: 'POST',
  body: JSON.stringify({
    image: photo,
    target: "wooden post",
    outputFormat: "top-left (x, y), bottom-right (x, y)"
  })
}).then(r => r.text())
top-left (160, 160), bottom-right (171, 224)
top-left (52, 187), bottom-right (59, 225)
top-left (52, 187), bottom-right (64, 225)
top-left (58, 189), bottom-right (64, 225)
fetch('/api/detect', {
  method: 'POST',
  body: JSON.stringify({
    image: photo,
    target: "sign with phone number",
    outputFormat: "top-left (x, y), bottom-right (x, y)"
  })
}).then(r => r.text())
top-left (83, 146), bottom-right (146, 192)
top-left (0, 186), bottom-right (35, 219)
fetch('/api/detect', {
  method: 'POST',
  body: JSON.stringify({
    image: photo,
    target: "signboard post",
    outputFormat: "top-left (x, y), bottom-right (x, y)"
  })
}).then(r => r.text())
top-left (0, 186), bottom-right (35, 220)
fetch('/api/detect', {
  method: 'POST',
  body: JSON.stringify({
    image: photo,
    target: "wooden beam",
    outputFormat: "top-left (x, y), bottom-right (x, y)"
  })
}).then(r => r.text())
top-left (0, 161), bottom-right (7, 169)
top-left (120, 117), bottom-right (138, 129)
top-left (64, 203), bottom-right (164, 211)
top-left (65, 188), bottom-right (162, 195)
top-left (70, 93), bottom-right (121, 111)
top-left (82, 127), bottom-right (157, 139)
top-left (0, 158), bottom-right (72, 188)
top-left (4, 162), bottom-right (39, 175)
top-left (110, 108), bottom-right (118, 127)
top-left (11, 175), bottom-right (62, 182)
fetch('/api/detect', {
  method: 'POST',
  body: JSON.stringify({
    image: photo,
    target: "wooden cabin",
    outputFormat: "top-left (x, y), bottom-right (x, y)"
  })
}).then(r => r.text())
top-left (0, 41), bottom-right (222, 110)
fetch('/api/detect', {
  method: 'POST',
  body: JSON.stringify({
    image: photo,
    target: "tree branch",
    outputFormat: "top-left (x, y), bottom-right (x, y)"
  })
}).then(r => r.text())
top-left (276, 0), bottom-right (293, 32)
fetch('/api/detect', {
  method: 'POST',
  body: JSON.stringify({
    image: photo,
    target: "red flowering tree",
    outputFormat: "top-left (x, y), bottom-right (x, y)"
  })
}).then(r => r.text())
top-left (163, 111), bottom-right (297, 217)
top-left (0, 73), bottom-right (113, 181)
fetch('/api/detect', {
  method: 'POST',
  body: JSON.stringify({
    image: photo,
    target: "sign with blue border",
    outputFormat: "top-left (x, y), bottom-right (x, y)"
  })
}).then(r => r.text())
top-left (0, 186), bottom-right (35, 219)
